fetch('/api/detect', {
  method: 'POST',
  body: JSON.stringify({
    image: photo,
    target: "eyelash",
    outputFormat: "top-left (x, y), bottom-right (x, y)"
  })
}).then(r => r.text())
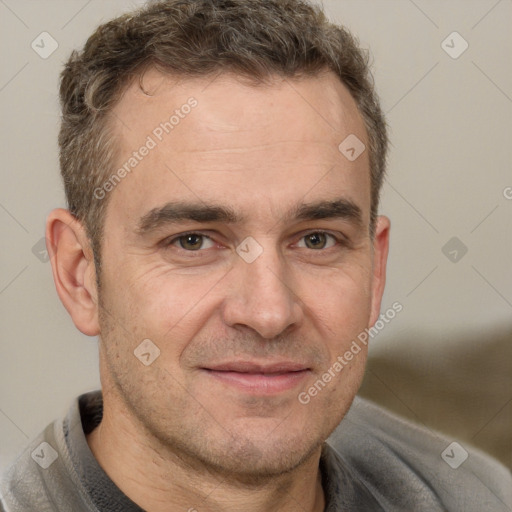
top-left (165, 230), bottom-right (346, 252)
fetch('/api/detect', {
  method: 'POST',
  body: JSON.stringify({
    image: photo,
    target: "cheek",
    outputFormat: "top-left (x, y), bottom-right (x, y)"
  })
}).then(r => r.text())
top-left (110, 265), bottom-right (225, 354)
top-left (297, 261), bottom-right (373, 338)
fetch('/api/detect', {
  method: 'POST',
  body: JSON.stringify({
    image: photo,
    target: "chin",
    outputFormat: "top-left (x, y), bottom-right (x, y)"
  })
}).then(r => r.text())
top-left (191, 424), bottom-right (323, 484)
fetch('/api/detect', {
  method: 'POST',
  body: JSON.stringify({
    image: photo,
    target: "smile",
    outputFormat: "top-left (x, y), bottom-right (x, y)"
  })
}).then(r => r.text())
top-left (201, 361), bottom-right (311, 395)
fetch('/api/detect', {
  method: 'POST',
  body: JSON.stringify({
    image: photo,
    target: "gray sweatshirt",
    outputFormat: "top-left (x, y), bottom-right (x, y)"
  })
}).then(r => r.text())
top-left (1, 392), bottom-right (511, 511)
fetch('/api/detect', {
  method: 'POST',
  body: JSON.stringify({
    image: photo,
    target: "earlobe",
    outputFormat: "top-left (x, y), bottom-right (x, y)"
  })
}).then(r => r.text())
top-left (46, 209), bottom-right (100, 336)
top-left (369, 215), bottom-right (390, 327)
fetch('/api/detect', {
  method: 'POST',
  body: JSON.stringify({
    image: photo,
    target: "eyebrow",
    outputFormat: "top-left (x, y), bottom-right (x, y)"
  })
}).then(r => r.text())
top-left (136, 198), bottom-right (363, 236)
top-left (292, 199), bottom-right (362, 225)
top-left (136, 202), bottom-right (241, 235)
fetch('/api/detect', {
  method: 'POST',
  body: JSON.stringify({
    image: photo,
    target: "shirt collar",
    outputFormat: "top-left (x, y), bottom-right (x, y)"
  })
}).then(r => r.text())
top-left (64, 391), bottom-right (377, 512)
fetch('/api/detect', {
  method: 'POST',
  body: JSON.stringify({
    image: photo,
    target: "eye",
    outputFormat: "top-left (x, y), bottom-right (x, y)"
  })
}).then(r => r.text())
top-left (297, 232), bottom-right (338, 250)
top-left (170, 233), bottom-right (215, 251)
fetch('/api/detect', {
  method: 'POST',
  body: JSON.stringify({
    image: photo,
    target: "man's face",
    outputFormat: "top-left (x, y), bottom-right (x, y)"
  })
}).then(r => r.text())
top-left (95, 70), bottom-right (388, 478)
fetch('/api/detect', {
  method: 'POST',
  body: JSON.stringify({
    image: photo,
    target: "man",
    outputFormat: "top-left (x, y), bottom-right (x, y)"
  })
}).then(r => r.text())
top-left (1, 0), bottom-right (511, 510)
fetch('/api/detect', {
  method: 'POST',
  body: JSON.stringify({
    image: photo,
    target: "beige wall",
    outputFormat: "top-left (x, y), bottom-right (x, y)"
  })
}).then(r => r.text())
top-left (1, 0), bottom-right (511, 472)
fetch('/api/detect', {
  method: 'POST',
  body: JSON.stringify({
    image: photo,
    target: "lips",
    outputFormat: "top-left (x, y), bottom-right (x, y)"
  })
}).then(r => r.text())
top-left (201, 360), bottom-right (311, 395)
top-left (205, 361), bottom-right (309, 374)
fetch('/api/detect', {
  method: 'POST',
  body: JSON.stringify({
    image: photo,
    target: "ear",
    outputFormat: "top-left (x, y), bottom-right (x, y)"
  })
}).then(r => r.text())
top-left (46, 209), bottom-right (100, 336)
top-left (369, 215), bottom-right (390, 327)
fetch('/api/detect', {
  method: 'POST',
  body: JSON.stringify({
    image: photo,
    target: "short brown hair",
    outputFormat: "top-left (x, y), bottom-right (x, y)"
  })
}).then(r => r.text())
top-left (59, 0), bottom-right (387, 273)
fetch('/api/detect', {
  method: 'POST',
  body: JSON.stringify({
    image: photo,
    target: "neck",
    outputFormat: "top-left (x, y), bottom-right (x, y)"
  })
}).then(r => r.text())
top-left (86, 391), bottom-right (325, 512)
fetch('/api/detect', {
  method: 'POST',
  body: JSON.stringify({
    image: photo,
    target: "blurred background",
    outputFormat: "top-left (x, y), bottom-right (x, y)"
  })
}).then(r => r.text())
top-left (1, 0), bottom-right (511, 472)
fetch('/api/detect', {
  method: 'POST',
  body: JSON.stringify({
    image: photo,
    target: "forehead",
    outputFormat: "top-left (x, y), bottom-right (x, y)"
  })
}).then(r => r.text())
top-left (105, 69), bottom-right (370, 229)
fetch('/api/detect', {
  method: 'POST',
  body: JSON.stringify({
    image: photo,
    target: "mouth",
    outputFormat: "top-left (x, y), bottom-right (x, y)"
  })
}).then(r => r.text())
top-left (201, 361), bottom-right (311, 395)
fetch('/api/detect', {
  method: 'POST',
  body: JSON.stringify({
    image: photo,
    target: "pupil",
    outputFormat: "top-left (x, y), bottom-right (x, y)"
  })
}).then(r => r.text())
top-left (307, 233), bottom-right (325, 249)
top-left (182, 234), bottom-right (202, 250)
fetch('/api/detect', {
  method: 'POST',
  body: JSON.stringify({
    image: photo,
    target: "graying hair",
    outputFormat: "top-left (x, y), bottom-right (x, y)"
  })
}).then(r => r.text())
top-left (59, 0), bottom-right (388, 274)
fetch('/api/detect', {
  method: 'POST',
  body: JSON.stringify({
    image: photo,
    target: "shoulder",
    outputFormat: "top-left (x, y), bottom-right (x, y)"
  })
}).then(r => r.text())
top-left (0, 402), bottom-right (94, 512)
top-left (327, 396), bottom-right (512, 511)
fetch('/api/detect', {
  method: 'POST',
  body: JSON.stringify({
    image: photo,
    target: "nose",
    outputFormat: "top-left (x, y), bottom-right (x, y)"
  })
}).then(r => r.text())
top-left (221, 246), bottom-right (303, 340)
